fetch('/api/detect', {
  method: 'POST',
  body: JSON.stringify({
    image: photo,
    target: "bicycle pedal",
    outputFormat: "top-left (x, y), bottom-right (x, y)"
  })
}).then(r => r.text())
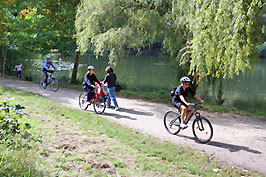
top-left (180, 126), bottom-right (188, 130)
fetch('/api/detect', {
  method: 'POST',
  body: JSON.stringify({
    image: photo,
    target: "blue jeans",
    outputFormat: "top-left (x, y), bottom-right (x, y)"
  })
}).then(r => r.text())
top-left (83, 85), bottom-right (95, 102)
top-left (107, 87), bottom-right (118, 107)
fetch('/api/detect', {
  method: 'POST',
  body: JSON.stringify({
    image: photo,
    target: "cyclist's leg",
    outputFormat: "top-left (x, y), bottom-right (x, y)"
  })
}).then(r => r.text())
top-left (173, 102), bottom-right (183, 119)
top-left (83, 85), bottom-right (91, 102)
top-left (43, 69), bottom-right (48, 84)
top-left (185, 107), bottom-right (193, 121)
top-left (88, 90), bottom-right (95, 102)
top-left (180, 105), bottom-right (187, 123)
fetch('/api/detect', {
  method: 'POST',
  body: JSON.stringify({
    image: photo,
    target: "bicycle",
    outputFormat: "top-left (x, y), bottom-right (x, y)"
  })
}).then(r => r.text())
top-left (79, 83), bottom-right (108, 114)
top-left (40, 70), bottom-right (60, 92)
top-left (164, 103), bottom-right (213, 144)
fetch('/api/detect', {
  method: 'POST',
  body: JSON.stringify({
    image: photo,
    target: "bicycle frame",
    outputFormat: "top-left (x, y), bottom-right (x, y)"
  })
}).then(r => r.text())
top-left (46, 74), bottom-right (55, 85)
top-left (82, 85), bottom-right (102, 104)
top-left (182, 104), bottom-right (202, 124)
top-left (183, 104), bottom-right (206, 131)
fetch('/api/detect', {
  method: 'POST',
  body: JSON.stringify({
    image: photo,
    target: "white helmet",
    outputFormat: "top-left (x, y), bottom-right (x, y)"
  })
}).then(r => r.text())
top-left (88, 65), bottom-right (95, 70)
top-left (180, 76), bottom-right (191, 83)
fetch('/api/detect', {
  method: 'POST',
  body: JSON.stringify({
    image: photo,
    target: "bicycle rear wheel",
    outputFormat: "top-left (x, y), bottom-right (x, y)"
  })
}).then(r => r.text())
top-left (192, 117), bottom-right (213, 144)
top-left (164, 111), bottom-right (181, 135)
top-left (93, 95), bottom-right (106, 114)
top-left (50, 78), bottom-right (60, 92)
top-left (79, 92), bottom-right (89, 110)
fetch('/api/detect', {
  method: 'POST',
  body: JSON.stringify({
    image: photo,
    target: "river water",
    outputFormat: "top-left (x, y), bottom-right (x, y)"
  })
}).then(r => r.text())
top-left (25, 54), bottom-right (266, 113)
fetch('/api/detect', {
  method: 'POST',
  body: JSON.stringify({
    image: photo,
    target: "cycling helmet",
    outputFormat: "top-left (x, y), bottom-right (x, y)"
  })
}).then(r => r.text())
top-left (88, 65), bottom-right (95, 70)
top-left (180, 76), bottom-right (191, 83)
top-left (47, 56), bottom-right (52, 59)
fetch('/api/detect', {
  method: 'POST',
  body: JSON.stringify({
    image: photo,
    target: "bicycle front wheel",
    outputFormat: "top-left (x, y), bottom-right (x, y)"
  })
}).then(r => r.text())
top-left (79, 92), bottom-right (89, 110)
top-left (93, 95), bottom-right (106, 114)
top-left (50, 78), bottom-right (60, 92)
top-left (192, 117), bottom-right (213, 144)
top-left (164, 111), bottom-right (181, 135)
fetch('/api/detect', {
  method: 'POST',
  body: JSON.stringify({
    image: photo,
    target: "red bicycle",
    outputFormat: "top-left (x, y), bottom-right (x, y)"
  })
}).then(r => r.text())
top-left (79, 83), bottom-right (108, 114)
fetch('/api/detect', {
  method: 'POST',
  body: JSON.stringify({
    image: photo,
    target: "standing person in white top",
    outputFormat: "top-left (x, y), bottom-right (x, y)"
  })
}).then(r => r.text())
top-left (15, 63), bottom-right (22, 80)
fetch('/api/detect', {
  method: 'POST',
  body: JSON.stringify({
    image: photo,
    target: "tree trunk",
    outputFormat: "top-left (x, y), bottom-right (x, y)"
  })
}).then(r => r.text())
top-left (70, 52), bottom-right (80, 84)
top-left (216, 77), bottom-right (224, 105)
top-left (0, 45), bottom-right (8, 75)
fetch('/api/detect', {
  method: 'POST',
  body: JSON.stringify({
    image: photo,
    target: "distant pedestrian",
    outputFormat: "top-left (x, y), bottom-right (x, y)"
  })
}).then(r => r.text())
top-left (15, 63), bottom-right (22, 80)
top-left (103, 66), bottom-right (119, 111)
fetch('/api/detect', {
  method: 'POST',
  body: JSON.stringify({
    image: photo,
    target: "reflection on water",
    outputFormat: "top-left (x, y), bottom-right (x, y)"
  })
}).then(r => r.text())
top-left (25, 54), bottom-right (266, 111)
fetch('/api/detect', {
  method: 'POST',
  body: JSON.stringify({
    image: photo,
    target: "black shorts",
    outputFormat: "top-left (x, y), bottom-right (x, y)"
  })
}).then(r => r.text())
top-left (172, 102), bottom-right (187, 109)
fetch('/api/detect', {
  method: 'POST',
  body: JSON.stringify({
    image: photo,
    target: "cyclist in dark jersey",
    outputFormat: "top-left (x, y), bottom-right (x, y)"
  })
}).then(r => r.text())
top-left (82, 66), bottom-right (102, 103)
top-left (172, 77), bottom-right (205, 129)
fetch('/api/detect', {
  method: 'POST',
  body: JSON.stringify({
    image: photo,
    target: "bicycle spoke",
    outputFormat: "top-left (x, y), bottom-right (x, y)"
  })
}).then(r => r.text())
top-left (192, 117), bottom-right (213, 144)
top-left (164, 111), bottom-right (181, 135)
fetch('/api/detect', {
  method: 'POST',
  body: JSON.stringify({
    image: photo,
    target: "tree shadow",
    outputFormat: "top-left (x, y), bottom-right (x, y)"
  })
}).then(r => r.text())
top-left (176, 134), bottom-right (261, 154)
top-left (104, 112), bottom-right (137, 120)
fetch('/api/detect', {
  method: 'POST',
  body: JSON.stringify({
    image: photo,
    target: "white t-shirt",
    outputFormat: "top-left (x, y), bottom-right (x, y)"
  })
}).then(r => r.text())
top-left (15, 64), bottom-right (22, 71)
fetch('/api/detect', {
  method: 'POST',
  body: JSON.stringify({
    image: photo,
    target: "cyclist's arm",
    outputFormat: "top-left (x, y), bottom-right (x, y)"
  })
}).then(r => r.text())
top-left (194, 95), bottom-right (204, 103)
top-left (51, 62), bottom-right (56, 70)
top-left (179, 95), bottom-right (189, 106)
top-left (93, 74), bottom-right (102, 86)
top-left (103, 75), bottom-right (108, 84)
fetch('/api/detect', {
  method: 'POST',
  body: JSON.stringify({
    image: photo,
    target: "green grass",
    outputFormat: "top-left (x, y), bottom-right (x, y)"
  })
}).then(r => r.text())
top-left (0, 85), bottom-right (264, 177)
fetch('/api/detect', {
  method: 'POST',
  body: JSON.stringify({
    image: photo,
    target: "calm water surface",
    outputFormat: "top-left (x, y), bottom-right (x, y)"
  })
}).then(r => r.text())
top-left (25, 54), bottom-right (266, 110)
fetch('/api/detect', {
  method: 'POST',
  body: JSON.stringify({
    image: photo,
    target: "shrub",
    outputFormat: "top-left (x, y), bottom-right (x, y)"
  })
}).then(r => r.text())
top-left (0, 92), bottom-right (44, 176)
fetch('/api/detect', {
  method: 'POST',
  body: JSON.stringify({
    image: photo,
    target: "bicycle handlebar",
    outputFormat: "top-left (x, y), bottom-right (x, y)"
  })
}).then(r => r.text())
top-left (191, 102), bottom-right (203, 107)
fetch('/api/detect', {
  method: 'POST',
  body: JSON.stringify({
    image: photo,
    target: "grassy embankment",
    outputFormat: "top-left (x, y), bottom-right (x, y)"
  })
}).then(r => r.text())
top-left (0, 85), bottom-right (264, 176)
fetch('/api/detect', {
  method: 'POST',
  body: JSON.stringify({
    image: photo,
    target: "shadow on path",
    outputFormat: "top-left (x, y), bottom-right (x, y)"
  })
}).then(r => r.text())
top-left (118, 107), bottom-right (154, 116)
top-left (176, 134), bottom-right (261, 154)
top-left (104, 112), bottom-right (137, 120)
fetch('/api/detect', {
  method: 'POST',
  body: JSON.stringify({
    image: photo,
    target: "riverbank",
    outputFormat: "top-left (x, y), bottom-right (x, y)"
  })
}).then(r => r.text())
top-left (1, 86), bottom-right (262, 176)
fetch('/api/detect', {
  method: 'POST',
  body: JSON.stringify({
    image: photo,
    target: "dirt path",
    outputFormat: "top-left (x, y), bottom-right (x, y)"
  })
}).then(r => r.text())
top-left (1, 77), bottom-right (266, 175)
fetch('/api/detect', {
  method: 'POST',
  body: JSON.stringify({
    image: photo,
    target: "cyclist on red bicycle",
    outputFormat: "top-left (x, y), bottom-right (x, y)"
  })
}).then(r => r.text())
top-left (82, 66), bottom-right (102, 103)
top-left (172, 77), bottom-right (205, 129)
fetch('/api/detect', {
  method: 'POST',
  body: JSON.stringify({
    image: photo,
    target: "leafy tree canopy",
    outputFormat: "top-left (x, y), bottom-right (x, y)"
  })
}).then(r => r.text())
top-left (0, 0), bottom-right (78, 55)
top-left (75, 0), bottom-right (265, 79)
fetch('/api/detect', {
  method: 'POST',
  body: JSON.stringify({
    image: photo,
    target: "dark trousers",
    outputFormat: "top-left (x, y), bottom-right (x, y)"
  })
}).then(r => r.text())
top-left (83, 85), bottom-right (95, 102)
top-left (42, 69), bottom-right (53, 83)
top-left (16, 71), bottom-right (22, 79)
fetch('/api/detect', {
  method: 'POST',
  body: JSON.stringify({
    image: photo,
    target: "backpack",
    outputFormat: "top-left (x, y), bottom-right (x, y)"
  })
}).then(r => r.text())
top-left (171, 87), bottom-right (177, 97)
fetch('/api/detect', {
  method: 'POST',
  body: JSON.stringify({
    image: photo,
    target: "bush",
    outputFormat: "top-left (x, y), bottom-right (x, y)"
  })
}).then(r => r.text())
top-left (0, 92), bottom-right (43, 176)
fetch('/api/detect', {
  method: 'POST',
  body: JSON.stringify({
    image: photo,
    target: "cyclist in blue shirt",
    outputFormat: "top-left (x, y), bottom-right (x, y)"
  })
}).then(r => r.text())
top-left (42, 56), bottom-right (56, 88)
